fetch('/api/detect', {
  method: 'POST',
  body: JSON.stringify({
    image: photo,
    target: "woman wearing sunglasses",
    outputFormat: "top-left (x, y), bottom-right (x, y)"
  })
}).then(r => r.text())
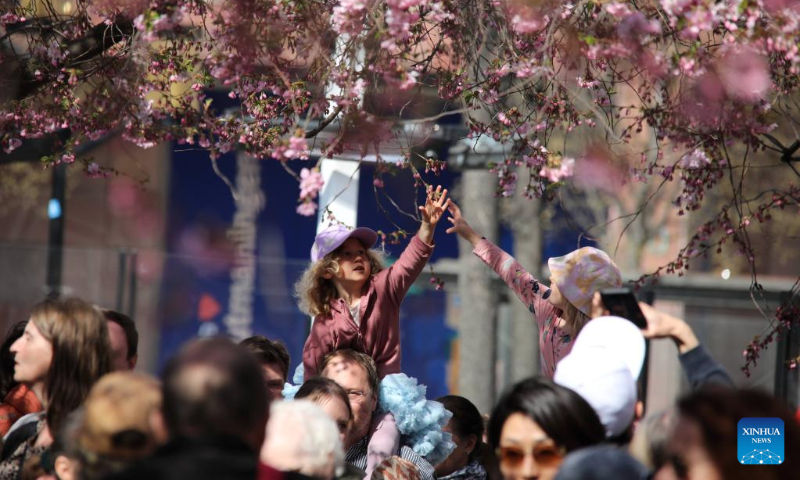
top-left (488, 378), bottom-right (605, 480)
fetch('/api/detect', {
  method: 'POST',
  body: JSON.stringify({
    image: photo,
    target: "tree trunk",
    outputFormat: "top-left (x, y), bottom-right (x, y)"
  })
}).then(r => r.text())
top-left (457, 170), bottom-right (499, 413)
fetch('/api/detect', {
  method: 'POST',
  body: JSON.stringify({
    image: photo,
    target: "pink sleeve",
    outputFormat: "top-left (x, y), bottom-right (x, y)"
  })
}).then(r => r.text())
top-left (376, 354), bottom-right (401, 378)
top-left (472, 238), bottom-right (555, 329)
top-left (366, 235), bottom-right (433, 378)
top-left (302, 318), bottom-right (333, 378)
top-left (383, 235), bottom-right (434, 304)
top-left (366, 412), bottom-right (400, 476)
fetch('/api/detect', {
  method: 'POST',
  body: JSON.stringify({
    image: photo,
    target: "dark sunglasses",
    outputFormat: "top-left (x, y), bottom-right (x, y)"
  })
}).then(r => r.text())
top-left (495, 444), bottom-right (566, 469)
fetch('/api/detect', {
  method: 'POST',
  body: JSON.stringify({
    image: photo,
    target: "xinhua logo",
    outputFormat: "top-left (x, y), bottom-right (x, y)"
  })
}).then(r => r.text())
top-left (738, 418), bottom-right (784, 465)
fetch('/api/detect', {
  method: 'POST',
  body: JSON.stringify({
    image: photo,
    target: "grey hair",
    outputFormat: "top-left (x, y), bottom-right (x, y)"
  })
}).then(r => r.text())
top-left (261, 400), bottom-right (345, 478)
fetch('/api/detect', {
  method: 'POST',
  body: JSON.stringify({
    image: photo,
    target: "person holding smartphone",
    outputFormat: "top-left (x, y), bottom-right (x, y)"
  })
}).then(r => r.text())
top-left (589, 292), bottom-right (733, 389)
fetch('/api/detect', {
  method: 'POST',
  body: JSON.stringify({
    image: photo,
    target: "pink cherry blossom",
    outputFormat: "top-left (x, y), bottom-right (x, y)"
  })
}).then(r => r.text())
top-left (660, 0), bottom-right (694, 16)
top-left (682, 8), bottom-right (717, 39)
top-left (298, 167), bottom-right (324, 200)
top-left (3, 138), bottom-right (22, 154)
top-left (296, 200), bottom-right (318, 217)
top-left (332, 0), bottom-right (371, 35)
top-left (717, 45), bottom-right (771, 103)
top-left (85, 162), bottom-right (111, 178)
top-left (573, 154), bottom-right (625, 192)
top-left (3, 0), bottom-right (800, 370)
top-left (350, 79), bottom-right (366, 97)
top-left (398, 70), bottom-right (418, 90)
top-left (511, 12), bottom-right (548, 34)
top-left (282, 136), bottom-right (310, 160)
top-left (46, 40), bottom-right (64, 67)
top-left (0, 13), bottom-right (25, 24)
top-left (679, 149), bottom-right (711, 169)
top-left (606, 2), bottom-right (631, 17)
top-left (617, 12), bottom-right (661, 45)
top-left (539, 157), bottom-right (575, 183)
top-left (296, 167), bottom-right (324, 216)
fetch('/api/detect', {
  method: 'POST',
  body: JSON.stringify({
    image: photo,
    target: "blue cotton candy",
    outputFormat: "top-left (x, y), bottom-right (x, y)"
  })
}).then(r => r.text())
top-left (282, 382), bottom-right (301, 400)
top-left (282, 364), bottom-right (305, 400)
top-left (378, 373), bottom-right (456, 466)
top-left (292, 364), bottom-right (305, 384)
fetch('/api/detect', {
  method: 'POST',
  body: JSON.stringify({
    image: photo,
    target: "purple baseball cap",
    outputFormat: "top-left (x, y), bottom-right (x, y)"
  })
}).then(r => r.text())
top-left (310, 224), bottom-right (379, 262)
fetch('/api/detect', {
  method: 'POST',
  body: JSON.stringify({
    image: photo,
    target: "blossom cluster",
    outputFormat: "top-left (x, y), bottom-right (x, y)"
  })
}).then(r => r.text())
top-left (296, 168), bottom-right (324, 216)
top-left (2, 0), bottom-right (800, 365)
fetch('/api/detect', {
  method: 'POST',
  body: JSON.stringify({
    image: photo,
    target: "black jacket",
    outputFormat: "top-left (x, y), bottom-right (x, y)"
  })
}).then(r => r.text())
top-left (104, 435), bottom-right (257, 480)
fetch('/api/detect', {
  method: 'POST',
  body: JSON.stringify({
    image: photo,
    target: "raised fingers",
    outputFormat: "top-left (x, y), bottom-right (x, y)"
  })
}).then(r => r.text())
top-left (447, 201), bottom-right (461, 217)
top-left (441, 198), bottom-right (451, 212)
top-left (435, 188), bottom-right (449, 208)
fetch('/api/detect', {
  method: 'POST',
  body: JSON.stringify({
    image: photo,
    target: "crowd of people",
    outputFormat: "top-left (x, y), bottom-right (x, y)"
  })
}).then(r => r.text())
top-left (0, 186), bottom-right (798, 480)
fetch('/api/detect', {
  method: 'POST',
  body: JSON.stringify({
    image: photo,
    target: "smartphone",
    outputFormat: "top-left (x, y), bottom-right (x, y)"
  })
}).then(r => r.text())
top-left (599, 288), bottom-right (648, 329)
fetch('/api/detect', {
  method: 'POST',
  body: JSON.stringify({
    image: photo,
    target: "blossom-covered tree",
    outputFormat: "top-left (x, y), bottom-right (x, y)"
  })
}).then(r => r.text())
top-left (2, 0), bottom-right (800, 372)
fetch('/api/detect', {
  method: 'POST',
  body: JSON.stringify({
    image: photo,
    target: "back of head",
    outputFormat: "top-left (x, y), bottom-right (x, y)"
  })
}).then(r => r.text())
top-left (102, 310), bottom-right (138, 362)
top-left (239, 335), bottom-right (290, 381)
top-left (295, 377), bottom-right (352, 419)
top-left (260, 400), bottom-right (344, 479)
top-left (674, 387), bottom-right (800, 480)
top-left (78, 371), bottom-right (162, 478)
top-left (30, 297), bottom-right (113, 433)
top-left (488, 377), bottom-right (605, 453)
top-left (554, 352), bottom-right (636, 440)
top-left (47, 407), bottom-right (84, 479)
top-left (629, 409), bottom-right (675, 471)
top-left (554, 445), bottom-right (648, 480)
top-left (162, 337), bottom-right (269, 449)
top-left (436, 395), bottom-right (484, 461)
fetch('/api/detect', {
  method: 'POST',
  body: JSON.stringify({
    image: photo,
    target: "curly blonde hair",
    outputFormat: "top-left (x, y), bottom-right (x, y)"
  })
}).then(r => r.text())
top-left (295, 244), bottom-right (385, 317)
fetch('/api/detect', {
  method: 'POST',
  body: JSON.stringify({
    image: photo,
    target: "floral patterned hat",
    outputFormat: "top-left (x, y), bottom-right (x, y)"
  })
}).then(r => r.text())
top-left (547, 247), bottom-right (622, 315)
top-left (372, 456), bottom-right (422, 480)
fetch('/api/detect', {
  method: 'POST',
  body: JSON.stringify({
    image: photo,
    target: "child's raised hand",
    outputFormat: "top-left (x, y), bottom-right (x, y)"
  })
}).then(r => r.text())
top-left (419, 185), bottom-right (450, 227)
top-left (417, 186), bottom-right (450, 245)
top-left (445, 201), bottom-right (482, 246)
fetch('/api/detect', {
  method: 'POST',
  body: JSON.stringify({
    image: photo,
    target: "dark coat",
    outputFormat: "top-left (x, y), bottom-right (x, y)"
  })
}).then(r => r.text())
top-left (104, 435), bottom-right (258, 480)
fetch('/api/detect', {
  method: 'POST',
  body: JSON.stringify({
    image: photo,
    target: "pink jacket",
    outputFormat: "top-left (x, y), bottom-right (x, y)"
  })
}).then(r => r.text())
top-left (303, 235), bottom-right (434, 379)
top-left (473, 239), bottom-right (573, 379)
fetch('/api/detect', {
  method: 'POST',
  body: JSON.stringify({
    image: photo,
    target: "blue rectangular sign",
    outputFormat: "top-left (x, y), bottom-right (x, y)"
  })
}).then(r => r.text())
top-left (738, 417), bottom-right (784, 465)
